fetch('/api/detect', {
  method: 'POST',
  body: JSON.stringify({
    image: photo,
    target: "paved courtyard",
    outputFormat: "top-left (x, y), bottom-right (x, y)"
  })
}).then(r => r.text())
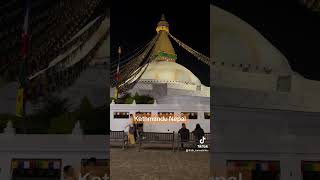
top-left (110, 147), bottom-right (210, 180)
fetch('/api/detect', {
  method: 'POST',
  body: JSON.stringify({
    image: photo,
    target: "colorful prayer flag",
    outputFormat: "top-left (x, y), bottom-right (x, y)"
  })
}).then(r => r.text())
top-left (49, 161), bottom-right (54, 169)
top-left (16, 0), bottom-right (30, 117)
top-left (18, 161), bottom-right (24, 169)
top-left (16, 88), bottom-right (24, 117)
top-left (24, 161), bottom-right (30, 169)
top-left (114, 87), bottom-right (118, 99)
top-left (42, 160), bottom-right (49, 169)
top-left (21, 0), bottom-right (30, 59)
top-left (116, 63), bottom-right (120, 82)
top-left (261, 162), bottom-right (269, 171)
top-left (11, 160), bottom-right (18, 169)
top-left (53, 161), bottom-right (61, 169)
top-left (314, 163), bottom-right (320, 171)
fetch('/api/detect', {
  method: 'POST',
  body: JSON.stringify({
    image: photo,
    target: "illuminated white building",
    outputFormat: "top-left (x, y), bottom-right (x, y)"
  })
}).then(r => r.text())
top-left (110, 16), bottom-right (210, 133)
top-left (211, 4), bottom-right (320, 180)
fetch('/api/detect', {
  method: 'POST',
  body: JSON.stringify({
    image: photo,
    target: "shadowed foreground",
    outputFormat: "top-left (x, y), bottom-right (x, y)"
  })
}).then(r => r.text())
top-left (111, 148), bottom-right (210, 180)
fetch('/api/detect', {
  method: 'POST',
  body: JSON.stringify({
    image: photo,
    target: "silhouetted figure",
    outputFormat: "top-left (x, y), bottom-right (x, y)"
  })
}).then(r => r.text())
top-left (178, 123), bottom-right (190, 148)
top-left (83, 157), bottom-right (98, 180)
top-left (64, 165), bottom-right (76, 180)
top-left (192, 123), bottom-right (204, 142)
top-left (136, 112), bottom-right (144, 141)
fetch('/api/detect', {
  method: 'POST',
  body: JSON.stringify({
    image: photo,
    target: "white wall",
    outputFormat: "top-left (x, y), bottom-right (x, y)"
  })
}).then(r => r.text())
top-left (0, 134), bottom-right (109, 180)
top-left (211, 106), bottom-right (320, 179)
top-left (111, 103), bottom-right (210, 133)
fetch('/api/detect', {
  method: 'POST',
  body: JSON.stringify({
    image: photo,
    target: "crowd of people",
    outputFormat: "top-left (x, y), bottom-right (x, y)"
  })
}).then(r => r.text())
top-left (178, 123), bottom-right (205, 148)
top-left (123, 112), bottom-right (205, 149)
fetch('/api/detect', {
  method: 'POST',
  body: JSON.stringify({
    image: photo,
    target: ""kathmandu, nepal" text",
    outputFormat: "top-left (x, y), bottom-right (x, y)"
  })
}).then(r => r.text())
top-left (134, 116), bottom-right (187, 123)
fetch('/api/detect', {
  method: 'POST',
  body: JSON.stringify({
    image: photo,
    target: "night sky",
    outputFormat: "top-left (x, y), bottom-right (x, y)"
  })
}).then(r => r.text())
top-left (111, 0), bottom-right (210, 86)
top-left (212, 0), bottom-right (320, 80)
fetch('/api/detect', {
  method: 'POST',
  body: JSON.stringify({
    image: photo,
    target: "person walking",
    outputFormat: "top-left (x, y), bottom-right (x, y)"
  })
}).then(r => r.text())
top-left (124, 114), bottom-right (136, 145)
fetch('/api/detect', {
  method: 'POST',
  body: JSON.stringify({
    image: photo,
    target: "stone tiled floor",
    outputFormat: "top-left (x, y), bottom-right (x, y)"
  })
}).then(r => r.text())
top-left (110, 147), bottom-right (210, 180)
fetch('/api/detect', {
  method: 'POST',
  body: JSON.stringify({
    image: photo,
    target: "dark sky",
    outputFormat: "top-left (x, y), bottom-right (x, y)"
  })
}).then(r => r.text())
top-left (212, 0), bottom-right (320, 80)
top-left (111, 0), bottom-right (210, 86)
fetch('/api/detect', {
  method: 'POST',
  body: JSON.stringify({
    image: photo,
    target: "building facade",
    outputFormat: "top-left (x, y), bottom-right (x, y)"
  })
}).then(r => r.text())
top-left (110, 102), bottom-right (210, 133)
top-left (0, 122), bottom-right (108, 180)
top-left (211, 5), bottom-right (320, 180)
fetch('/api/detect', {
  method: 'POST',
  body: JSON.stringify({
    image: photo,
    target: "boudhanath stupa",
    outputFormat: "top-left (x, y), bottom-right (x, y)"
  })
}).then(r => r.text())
top-left (111, 15), bottom-right (210, 105)
top-left (110, 15), bottom-right (210, 133)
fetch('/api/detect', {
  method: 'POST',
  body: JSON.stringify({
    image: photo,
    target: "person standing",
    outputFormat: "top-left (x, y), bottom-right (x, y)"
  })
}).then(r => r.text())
top-left (192, 123), bottom-right (205, 142)
top-left (82, 158), bottom-right (103, 180)
top-left (136, 112), bottom-right (144, 142)
top-left (64, 165), bottom-right (76, 180)
top-left (178, 123), bottom-right (190, 149)
top-left (86, 158), bottom-right (97, 180)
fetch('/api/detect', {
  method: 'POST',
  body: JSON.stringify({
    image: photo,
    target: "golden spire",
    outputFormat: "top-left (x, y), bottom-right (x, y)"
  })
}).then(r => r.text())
top-left (152, 14), bottom-right (177, 61)
top-left (156, 14), bottom-right (169, 33)
top-left (161, 14), bottom-right (166, 21)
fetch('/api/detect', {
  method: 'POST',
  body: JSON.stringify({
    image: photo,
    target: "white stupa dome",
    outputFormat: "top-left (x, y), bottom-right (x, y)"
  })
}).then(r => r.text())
top-left (114, 15), bottom-right (209, 103)
top-left (139, 60), bottom-right (202, 85)
top-left (211, 5), bottom-right (292, 74)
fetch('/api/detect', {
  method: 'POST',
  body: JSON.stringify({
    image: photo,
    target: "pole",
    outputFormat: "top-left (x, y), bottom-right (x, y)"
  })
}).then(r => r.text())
top-left (21, 0), bottom-right (30, 134)
top-left (116, 46), bottom-right (121, 101)
top-left (22, 91), bottom-right (26, 134)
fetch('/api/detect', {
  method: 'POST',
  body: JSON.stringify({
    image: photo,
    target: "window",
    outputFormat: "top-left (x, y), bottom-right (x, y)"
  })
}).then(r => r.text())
top-left (158, 112), bottom-right (174, 118)
top-left (113, 112), bottom-right (129, 119)
top-left (242, 66), bottom-right (249, 72)
top-left (264, 67), bottom-right (272, 74)
top-left (181, 112), bottom-right (198, 119)
top-left (204, 112), bottom-right (210, 119)
top-left (136, 112), bottom-right (152, 117)
top-left (277, 75), bottom-right (291, 92)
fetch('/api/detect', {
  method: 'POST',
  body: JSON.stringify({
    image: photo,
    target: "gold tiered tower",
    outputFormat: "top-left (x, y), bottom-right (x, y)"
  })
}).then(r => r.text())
top-left (132, 15), bottom-right (202, 85)
top-left (152, 14), bottom-right (177, 62)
